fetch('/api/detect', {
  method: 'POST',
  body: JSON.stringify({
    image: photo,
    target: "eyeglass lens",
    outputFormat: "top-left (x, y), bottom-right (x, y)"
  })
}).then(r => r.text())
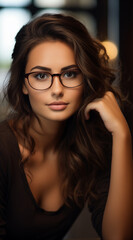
top-left (27, 69), bottom-right (83, 90)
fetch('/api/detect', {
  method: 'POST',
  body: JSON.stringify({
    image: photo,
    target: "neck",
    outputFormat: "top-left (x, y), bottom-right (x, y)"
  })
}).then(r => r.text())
top-left (30, 117), bottom-right (66, 152)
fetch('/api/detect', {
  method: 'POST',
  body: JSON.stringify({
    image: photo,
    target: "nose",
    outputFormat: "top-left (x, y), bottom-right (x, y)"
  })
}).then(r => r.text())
top-left (51, 75), bottom-right (64, 98)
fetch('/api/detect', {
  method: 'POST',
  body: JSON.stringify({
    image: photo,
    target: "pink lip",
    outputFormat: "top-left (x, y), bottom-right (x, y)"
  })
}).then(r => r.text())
top-left (47, 102), bottom-right (69, 111)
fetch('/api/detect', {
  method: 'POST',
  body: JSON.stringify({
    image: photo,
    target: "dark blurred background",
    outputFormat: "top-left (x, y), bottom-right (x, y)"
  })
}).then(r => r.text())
top-left (0, 0), bottom-right (132, 239)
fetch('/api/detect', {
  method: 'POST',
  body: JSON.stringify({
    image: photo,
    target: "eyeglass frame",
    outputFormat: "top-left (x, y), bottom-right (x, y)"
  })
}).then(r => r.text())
top-left (24, 70), bottom-right (84, 90)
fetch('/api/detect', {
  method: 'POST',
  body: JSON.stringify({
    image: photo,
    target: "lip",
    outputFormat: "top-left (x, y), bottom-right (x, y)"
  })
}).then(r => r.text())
top-left (47, 102), bottom-right (69, 111)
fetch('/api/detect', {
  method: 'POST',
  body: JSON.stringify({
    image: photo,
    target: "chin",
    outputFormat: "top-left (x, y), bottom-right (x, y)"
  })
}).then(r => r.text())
top-left (46, 112), bottom-right (76, 122)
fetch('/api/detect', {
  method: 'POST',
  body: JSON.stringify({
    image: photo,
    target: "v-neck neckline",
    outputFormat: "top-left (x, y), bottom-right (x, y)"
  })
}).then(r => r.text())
top-left (6, 121), bottom-right (66, 215)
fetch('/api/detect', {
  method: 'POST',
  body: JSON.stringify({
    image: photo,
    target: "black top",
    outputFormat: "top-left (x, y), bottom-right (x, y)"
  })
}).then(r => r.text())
top-left (0, 121), bottom-right (109, 240)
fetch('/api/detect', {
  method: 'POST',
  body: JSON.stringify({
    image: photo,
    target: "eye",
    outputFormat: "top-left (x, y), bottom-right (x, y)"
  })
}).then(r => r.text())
top-left (62, 70), bottom-right (79, 79)
top-left (33, 72), bottom-right (50, 80)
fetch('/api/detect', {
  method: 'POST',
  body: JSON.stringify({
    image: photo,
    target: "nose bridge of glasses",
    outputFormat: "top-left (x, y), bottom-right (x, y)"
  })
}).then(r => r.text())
top-left (51, 73), bottom-right (64, 88)
top-left (51, 73), bottom-right (62, 83)
top-left (52, 73), bottom-right (61, 79)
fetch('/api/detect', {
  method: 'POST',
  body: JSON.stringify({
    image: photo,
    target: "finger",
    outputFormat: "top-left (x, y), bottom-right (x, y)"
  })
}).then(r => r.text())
top-left (84, 102), bottom-right (98, 120)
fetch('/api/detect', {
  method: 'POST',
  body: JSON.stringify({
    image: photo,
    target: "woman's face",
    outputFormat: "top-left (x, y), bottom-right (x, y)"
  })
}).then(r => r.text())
top-left (23, 40), bottom-right (84, 122)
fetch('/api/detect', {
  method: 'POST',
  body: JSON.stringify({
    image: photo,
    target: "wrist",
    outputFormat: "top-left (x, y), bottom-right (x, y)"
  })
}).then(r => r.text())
top-left (112, 126), bottom-right (132, 142)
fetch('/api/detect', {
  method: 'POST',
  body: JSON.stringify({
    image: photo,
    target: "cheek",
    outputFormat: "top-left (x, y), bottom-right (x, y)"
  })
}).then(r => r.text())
top-left (74, 87), bottom-right (84, 102)
top-left (70, 88), bottom-right (84, 108)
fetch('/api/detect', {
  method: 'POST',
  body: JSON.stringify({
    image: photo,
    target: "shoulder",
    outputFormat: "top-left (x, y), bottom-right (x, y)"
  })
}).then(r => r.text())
top-left (0, 119), bottom-right (12, 133)
top-left (0, 119), bottom-right (15, 141)
top-left (0, 120), bottom-right (19, 157)
top-left (0, 120), bottom-right (22, 174)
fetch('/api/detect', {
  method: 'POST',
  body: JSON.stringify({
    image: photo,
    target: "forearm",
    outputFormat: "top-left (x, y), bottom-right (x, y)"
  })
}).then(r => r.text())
top-left (85, 92), bottom-right (133, 239)
top-left (102, 128), bottom-right (133, 239)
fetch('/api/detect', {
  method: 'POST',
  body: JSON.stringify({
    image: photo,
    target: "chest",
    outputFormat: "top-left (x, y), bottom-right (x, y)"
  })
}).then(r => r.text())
top-left (23, 150), bottom-right (64, 212)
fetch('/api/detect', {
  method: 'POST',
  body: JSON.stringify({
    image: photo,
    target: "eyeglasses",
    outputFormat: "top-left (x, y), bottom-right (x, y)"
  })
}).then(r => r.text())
top-left (24, 69), bottom-right (83, 90)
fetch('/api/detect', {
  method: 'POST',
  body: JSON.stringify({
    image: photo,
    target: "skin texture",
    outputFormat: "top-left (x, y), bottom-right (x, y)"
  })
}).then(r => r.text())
top-left (22, 41), bottom-right (84, 212)
top-left (85, 92), bottom-right (133, 239)
top-left (84, 91), bottom-right (129, 135)
top-left (23, 41), bottom-right (84, 124)
top-left (22, 40), bottom-right (133, 238)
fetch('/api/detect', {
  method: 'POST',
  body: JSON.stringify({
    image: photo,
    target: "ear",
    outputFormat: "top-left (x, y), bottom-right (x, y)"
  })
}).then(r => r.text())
top-left (22, 83), bottom-right (28, 95)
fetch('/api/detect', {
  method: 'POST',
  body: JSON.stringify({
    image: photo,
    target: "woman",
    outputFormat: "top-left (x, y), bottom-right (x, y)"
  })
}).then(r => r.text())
top-left (0, 13), bottom-right (132, 240)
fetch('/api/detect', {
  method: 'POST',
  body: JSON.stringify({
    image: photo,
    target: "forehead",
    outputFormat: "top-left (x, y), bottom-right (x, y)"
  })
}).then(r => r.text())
top-left (26, 41), bottom-right (76, 72)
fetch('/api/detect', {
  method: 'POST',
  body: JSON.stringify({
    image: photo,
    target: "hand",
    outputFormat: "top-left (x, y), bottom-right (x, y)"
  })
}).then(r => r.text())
top-left (84, 91), bottom-right (130, 137)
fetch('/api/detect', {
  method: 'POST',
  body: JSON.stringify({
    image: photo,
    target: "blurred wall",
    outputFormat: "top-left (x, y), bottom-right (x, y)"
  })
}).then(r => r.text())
top-left (0, 0), bottom-right (132, 239)
top-left (119, 0), bottom-right (133, 136)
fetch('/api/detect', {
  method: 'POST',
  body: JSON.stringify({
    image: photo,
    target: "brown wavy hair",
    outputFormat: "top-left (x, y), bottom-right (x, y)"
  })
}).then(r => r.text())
top-left (4, 13), bottom-right (121, 207)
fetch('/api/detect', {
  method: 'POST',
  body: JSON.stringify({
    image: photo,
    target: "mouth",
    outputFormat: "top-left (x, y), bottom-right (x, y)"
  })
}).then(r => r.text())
top-left (47, 102), bottom-right (69, 111)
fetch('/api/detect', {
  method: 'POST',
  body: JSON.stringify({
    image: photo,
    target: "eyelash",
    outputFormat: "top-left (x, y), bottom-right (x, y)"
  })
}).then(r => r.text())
top-left (32, 69), bottom-right (80, 79)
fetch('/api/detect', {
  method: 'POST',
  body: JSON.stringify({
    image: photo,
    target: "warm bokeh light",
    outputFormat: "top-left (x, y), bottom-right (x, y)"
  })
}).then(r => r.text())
top-left (102, 40), bottom-right (118, 60)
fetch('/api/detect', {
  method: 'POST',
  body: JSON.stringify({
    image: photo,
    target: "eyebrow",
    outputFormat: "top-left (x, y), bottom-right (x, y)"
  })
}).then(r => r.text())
top-left (30, 64), bottom-right (78, 72)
